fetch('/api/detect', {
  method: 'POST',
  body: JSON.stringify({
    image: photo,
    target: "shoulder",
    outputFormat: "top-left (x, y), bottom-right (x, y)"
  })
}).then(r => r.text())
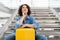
top-left (28, 16), bottom-right (35, 20)
top-left (16, 16), bottom-right (22, 21)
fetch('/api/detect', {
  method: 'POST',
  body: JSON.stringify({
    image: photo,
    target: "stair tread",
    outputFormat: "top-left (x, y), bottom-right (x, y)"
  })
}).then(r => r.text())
top-left (32, 12), bottom-right (52, 14)
top-left (37, 20), bottom-right (60, 22)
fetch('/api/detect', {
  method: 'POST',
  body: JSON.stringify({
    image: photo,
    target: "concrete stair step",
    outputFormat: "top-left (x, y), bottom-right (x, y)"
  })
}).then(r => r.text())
top-left (31, 10), bottom-right (50, 11)
top-left (37, 30), bottom-right (60, 36)
top-left (31, 9), bottom-right (50, 10)
top-left (9, 25), bottom-right (14, 28)
top-left (31, 9), bottom-right (50, 12)
top-left (32, 14), bottom-right (53, 16)
top-left (5, 30), bottom-right (13, 34)
top-left (14, 16), bottom-right (57, 20)
top-left (31, 14), bottom-right (55, 17)
top-left (40, 23), bottom-right (59, 25)
top-left (35, 17), bottom-right (57, 18)
top-left (39, 28), bottom-right (60, 30)
top-left (31, 13), bottom-right (53, 15)
top-left (37, 20), bottom-right (60, 23)
top-left (35, 17), bottom-right (58, 20)
top-left (52, 21), bottom-right (60, 24)
top-left (11, 20), bottom-right (16, 23)
top-left (40, 25), bottom-right (60, 28)
top-left (4, 28), bottom-right (14, 34)
top-left (32, 12), bottom-right (53, 14)
top-left (48, 38), bottom-right (60, 40)
top-left (37, 19), bottom-right (59, 22)
top-left (38, 22), bottom-right (60, 24)
top-left (31, 7), bottom-right (49, 9)
top-left (31, 10), bottom-right (50, 12)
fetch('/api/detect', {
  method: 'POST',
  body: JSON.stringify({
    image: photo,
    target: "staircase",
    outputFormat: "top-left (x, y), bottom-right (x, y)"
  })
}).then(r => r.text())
top-left (4, 8), bottom-right (60, 39)
top-left (31, 8), bottom-right (60, 27)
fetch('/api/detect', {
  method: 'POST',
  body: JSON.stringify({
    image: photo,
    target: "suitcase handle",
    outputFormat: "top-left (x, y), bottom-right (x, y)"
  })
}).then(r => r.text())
top-left (24, 26), bottom-right (35, 29)
top-left (24, 26), bottom-right (31, 28)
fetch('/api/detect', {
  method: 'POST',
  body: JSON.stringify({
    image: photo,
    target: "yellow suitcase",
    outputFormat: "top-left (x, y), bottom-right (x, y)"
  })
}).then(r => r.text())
top-left (16, 28), bottom-right (35, 40)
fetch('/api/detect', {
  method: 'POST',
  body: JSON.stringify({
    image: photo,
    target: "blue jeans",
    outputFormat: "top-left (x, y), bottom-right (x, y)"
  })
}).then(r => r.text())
top-left (35, 34), bottom-right (47, 40)
top-left (4, 33), bottom-right (47, 40)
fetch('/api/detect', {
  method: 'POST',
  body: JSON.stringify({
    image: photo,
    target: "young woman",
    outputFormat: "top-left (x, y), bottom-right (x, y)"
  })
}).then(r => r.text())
top-left (4, 4), bottom-right (47, 40)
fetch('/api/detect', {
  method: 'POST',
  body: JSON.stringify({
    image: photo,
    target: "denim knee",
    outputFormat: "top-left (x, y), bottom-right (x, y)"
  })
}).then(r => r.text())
top-left (4, 34), bottom-right (15, 40)
top-left (36, 34), bottom-right (48, 40)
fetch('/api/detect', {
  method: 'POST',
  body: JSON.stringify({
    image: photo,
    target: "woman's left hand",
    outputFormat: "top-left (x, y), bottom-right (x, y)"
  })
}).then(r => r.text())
top-left (21, 24), bottom-right (34, 28)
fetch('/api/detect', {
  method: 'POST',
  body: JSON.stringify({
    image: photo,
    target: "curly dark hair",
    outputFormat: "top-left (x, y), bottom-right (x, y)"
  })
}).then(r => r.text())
top-left (18, 4), bottom-right (31, 16)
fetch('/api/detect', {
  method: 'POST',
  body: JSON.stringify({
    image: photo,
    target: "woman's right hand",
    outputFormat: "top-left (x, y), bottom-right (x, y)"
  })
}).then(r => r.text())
top-left (22, 13), bottom-right (27, 19)
top-left (19, 13), bottom-right (27, 25)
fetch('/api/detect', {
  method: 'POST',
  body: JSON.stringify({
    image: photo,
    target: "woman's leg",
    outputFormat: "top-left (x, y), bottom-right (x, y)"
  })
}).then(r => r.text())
top-left (36, 33), bottom-right (48, 40)
top-left (4, 34), bottom-right (15, 40)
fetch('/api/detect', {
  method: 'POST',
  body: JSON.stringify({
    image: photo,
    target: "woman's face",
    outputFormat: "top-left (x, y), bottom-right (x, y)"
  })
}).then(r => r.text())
top-left (22, 5), bottom-right (28, 15)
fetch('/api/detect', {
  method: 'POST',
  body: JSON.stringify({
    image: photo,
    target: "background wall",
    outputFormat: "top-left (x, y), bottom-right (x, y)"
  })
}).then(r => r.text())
top-left (50, 0), bottom-right (60, 8)
top-left (0, 0), bottom-right (60, 9)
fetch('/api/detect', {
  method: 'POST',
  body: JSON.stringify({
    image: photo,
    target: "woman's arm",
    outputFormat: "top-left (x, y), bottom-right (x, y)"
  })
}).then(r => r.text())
top-left (32, 17), bottom-right (39, 30)
top-left (21, 17), bottom-right (39, 30)
top-left (21, 24), bottom-right (35, 28)
top-left (14, 16), bottom-right (26, 28)
top-left (14, 13), bottom-right (27, 28)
